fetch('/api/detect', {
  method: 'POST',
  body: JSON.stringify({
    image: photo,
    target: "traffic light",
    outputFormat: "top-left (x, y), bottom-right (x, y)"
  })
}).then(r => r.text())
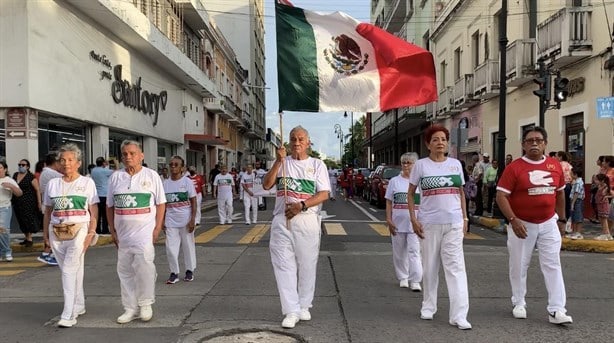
top-left (553, 74), bottom-right (569, 109)
top-left (533, 75), bottom-right (551, 102)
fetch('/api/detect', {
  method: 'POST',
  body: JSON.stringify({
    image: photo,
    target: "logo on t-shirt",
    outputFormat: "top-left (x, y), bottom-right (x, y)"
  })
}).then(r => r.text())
top-left (528, 170), bottom-right (556, 195)
top-left (393, 192), bottom-right (408, 209)
top-left (51, 195), bottom-right (87, 217)
top-left (114, 193), bottom-right (152, 215)
top-left (166, 192), bottom-right (190, 208)
top-left (420, 175), bottom-right (462, 196)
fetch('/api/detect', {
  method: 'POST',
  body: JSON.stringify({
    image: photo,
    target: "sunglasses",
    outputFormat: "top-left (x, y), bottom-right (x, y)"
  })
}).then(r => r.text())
top-left (18, 164), bottom-right (28, 167)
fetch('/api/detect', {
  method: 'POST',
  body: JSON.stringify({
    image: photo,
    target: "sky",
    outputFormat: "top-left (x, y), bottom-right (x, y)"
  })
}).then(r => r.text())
top-left (263, 0), bottom-right (370, 161)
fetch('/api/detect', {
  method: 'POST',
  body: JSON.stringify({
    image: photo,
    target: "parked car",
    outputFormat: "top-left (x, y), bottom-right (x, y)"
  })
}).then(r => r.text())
top-left (368, 165), bottom-right (401, 208)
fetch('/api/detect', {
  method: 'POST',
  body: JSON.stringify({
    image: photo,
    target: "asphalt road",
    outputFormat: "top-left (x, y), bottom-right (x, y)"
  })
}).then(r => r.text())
top-left (1, 197), bottom-right (613, 343)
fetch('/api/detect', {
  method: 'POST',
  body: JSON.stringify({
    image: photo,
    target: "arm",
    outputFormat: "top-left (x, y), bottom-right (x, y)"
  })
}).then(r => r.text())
top-left (42, 205), bottom-right (52, 248)
top-left (107, 206), bottom-right (117, 248)
top-left (2, 181), bottom-right (23, 197)
top-left (283, 190), bottom-right (330, 219)
top-left (459, 186), bottom-right (469, 233)
top-left (188, 196), bottom-right (197, 233)
top-left (152, 203), bottom-right (166, 243)
top-left (32, 179), bottom-right (42, 211)
top-left (385, 199), bottom-right (396, 236)
top-left (407, 184), bottom-right (423, 239)
top-left (83, 203), bottom-right (98, 251)
top-left (555, 189), bottom-right (566, 220)
top-left (496, 190), bottom-right (527, 239)
top-left (263, 147), bottom-right (286, 190)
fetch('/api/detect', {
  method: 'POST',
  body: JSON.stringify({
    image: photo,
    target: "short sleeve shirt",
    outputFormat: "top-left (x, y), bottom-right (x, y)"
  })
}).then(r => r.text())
top-left (44, 176), bottom-right (99, 225)
top-left (272, 157), bottom-right (330, 216)
top-left (163, 176), bottom-right (196, 228)
top-left (385, 175), bottom-right (420, 233)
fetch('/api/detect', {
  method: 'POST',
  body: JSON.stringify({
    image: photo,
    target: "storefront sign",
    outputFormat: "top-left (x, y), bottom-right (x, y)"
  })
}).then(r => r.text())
top-left (110, 65), bottom-right (168, 126)
top-left (597, 96), bottom-right (614, 118)
top-left (6, 130), bottom-right (26, 139)
top-left (567, 77), bottom-right (585, 97)
top-left (89, 50), bottom-right (112, 69)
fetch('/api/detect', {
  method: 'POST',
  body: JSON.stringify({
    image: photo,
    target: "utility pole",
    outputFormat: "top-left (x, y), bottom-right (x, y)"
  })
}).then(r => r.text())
top-left (534, 60), bottom-right (550, 127)
top-left (494, 0), bottom-right (508, 219)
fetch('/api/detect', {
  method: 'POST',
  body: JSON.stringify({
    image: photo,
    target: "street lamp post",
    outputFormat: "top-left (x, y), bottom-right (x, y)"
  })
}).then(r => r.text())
top-left (334, 124), bottom-right (344, 165)
top-left (344, 111), bottom-right (354, 166)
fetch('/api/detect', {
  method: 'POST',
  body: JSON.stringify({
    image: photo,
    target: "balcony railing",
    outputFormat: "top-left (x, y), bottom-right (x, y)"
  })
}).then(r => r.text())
top-left (204, 97), bottom-right (224, 114)
top-left (453, 74), bottom-right (478, 108)
top-left (436, 88), bottom-right (453, 117)
top-left (537, 6), bottom-right (592, 66)
top-left (506, 39), bottom-right (536, 86)
top-left (473, 59), bottom-right (499, 99)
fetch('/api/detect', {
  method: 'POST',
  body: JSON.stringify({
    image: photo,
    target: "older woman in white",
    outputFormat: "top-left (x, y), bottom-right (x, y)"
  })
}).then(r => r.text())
top-left (385, 152), bottom-right (422, 291)
top-left (43, 144), bottom-right (99, 328)
top-left (0, 160), bottom-right (23, 261)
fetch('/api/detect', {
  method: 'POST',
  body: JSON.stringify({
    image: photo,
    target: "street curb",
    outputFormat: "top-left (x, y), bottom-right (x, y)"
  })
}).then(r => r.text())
top-left (473, 215), bottom-right (614, 254)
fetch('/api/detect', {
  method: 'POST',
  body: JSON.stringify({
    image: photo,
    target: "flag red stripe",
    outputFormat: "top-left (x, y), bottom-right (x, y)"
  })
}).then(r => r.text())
top-left (277, 0), bottom-right (294, 6)
top-left (356, 23), bottom-right (438, 111)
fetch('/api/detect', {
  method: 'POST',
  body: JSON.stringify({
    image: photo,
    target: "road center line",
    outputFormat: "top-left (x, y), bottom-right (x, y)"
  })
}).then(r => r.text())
top-left (349, 199), bottom-right (379, 222)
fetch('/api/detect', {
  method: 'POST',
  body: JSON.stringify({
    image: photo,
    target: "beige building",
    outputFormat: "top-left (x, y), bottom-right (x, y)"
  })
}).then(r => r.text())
top-left (372, 0), bottom-right (614, 176)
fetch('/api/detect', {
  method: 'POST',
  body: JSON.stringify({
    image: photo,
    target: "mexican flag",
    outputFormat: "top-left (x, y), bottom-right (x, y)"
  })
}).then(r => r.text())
top-left (276, 1), bottom-right (437, 113)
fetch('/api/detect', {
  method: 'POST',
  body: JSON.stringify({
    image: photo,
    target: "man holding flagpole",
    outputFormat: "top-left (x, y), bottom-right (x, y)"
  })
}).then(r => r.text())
top-left (263, 126), bottom-right (330, 329)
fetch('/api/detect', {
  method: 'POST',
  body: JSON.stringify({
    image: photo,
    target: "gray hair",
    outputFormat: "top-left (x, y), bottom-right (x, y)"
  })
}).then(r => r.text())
top-left (400, 152), bottom-right (419, 163)
top-left (289, 126), bottom-right (310, 140)
top-left (59, 143), bottom-right (82, 162)
top-left (120, 140), bottom-right (142, 152)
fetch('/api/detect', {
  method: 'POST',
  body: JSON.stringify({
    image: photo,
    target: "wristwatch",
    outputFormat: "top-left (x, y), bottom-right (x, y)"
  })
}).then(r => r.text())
top-left (300, 201), bottom-right (308, 212)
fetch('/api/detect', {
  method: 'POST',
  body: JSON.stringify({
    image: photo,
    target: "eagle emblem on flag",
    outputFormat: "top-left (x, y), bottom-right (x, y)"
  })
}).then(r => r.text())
top-left (324, 34), bottom-right (369, 75)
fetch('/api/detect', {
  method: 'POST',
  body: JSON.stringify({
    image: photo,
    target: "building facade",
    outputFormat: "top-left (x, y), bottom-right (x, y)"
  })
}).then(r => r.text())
top-left (370, 0), bottom-right (614, 177)
top-left (0, 0), bottom-right (260, 177)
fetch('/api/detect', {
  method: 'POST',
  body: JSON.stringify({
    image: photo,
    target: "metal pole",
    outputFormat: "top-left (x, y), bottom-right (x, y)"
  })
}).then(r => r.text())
top-left (494, 0), bottom-right (508, 219)
top-left (394, 109), bottom-right (399, 165)
top-left (350, 111), bottom-right (354, 167)
top-left (538, 60), bottom-right (547, 127)
top-left (369, 112), bottom-right (373, 168)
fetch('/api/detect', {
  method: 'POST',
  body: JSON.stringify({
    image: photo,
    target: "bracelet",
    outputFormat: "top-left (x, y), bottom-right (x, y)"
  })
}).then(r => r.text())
top-left (463, 218), bottom-right (469, 221)
top-left (508, 217), bottom-right (515, 222)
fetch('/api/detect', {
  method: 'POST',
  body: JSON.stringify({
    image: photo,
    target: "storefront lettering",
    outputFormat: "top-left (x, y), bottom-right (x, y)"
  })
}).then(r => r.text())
top-left (567, 77), bottom-right (585, 97)
top-left (89, 50), bottom-right (112, 69)
top-left (111, 64), bottom-right (168, 126)
top-left (100, 70), bottom-right (112, 80)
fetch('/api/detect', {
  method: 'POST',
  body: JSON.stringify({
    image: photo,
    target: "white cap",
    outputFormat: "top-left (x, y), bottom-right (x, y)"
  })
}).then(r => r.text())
top-left (483, 153), bottom-right (490, 158)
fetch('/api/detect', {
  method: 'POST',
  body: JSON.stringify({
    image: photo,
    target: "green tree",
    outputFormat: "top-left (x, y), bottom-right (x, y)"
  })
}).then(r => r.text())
top-left (342, 116), bottom-right (366, 167)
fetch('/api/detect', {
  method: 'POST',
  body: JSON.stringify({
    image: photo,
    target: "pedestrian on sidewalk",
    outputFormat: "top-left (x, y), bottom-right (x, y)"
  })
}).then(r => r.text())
top-left (496, 126), bottom-right (573, 325)
top-left (328, 172), bottom-right (338, 201)
top-left (593, 173), bottom-right (613, 240)
top-left (241, 164), bottom-right (258, 225)
top-left (12, 159), bottom-right (42, 249)
top-left (91, 157), bottom-right (113, 234)
top-left (484, 159), bottom-right (498, 214)
top-left (263, 126), bottom-right (330, 329)
top-left (43, 144), bottom-right (99, 328)
top-left (385, 152), bottom-right (422, 291)
top-left (407, 125), bottom-right (472, 330)
top-left (163, 156), bottom-right (197, 284)
top-left (566, 170), bottom-right (585, 240)
top-left (107, 140), bottom-right (166, 324)
top-left (187, 166), bottom-right (205, 226)
top-left (556, 151), bottom-right (573, 235)
top-left (0, 160), bottom-right (23, 262)
top-left (471, 154), bottom-right (484, 216)
top-left (213, 165), bottom-right (235, 224)
top-left (38, 152), bottom-right (65, 266)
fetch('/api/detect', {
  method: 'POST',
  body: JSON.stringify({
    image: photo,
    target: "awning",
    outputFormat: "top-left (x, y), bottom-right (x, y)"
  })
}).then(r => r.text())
top-left (184, 134), bottom-right (229, 146)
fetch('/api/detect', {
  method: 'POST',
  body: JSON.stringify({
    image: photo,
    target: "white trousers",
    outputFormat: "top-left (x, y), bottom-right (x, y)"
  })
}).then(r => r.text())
top-left (117, 243), bottom-right (157, 312)
top-left (165, 226), bottom-right (196, 274)
top-left (195, 193), bottom-right (202, 225)
top-left (50, 224), bottom-right (88, 320)
top-left (243, 195), bottom-right (258, 223)
top-left (329, 184), bottom-right (337, 198)
top-left (269, 213), bottom-right (321, 315)
top-left (217, 197), bottom-right (234, 224)
top-left (391, 232), bottom-right (423, 283)
top-left (507, 216), bottom-right (567, 313)
top-left (421, 223), bottom-right (469, 323)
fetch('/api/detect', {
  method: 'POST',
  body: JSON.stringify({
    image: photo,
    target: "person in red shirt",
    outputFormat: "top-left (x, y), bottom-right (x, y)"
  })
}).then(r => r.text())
top-left (187, 166), bottom-right (205, 225)
top-left (354, 170), bottom-right (365, 198)
top-left (496, 126), bottom-right (572, 325)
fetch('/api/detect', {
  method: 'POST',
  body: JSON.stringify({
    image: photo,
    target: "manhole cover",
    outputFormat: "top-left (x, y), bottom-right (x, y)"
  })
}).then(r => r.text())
top-left (201, 329), bottom-right (304, 343)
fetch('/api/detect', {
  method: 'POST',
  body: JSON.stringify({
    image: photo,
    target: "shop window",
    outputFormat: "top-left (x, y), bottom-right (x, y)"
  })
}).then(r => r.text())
top-left (565, 113), bottom-right (585, 174)
top-left (38, 115), bottom-right (86, 174)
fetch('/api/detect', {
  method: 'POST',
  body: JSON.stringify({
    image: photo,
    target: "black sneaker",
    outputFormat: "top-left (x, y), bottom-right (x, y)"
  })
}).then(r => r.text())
top-left (184, 270), bottom-right (194, 282)
top-left (166, 273), bottom-right (179, 284)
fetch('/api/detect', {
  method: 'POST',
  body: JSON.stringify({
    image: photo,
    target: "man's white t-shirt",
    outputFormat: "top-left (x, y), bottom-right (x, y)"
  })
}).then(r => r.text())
top-left (408, 157), bottom-right (464, 225)
top-left (107, 167), bottom-right (166, 247)
top-left (40, 167), bottom-right (63, 199)
top-left (44, 176), bottom-right (99, 225)
top-left (163, 176), bottom-right (196, 228)
top-left (214, 173), bottom-right (234, 199)
top-left (272, 157), bottom-right (330, 216)
top-left (241, 172), bottom-right (256, 197)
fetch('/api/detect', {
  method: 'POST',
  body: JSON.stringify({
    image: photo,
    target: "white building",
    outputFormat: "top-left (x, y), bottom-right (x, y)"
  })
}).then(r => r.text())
top-left (0, 0), bottom-right (257, 176)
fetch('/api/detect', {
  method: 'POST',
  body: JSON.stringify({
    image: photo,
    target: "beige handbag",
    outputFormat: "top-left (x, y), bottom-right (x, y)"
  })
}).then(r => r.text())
top-left (52, 223), bottom-right (80, 241)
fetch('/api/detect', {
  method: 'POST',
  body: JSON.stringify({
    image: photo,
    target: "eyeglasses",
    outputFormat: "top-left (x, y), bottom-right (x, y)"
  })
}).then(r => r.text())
top-left (169, 163), bottom-right (181, 167)
top-left (523, 138), bottom-right (545, 144)
top-left (18, 164), bottom-right (27, 167)
top-left (401, 161), bottom-right (413, 165)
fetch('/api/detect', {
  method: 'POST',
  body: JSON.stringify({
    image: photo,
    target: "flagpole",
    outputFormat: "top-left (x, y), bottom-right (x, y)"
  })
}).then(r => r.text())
top-left (279, 111), bottom-right (290, 229)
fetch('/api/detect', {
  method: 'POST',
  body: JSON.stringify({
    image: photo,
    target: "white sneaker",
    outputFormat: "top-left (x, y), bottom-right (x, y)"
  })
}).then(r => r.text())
top-left (420, 312), bottom-right (434, 320)
top-left (5, 255), bottom-right (13, 262)
top-left (299, 309), bottom-right (311, 321)
top-left (227, 220), bottom-right (232, 224)
top-left (409, 282), bottom-right (422, 292)
top-left (57, 318), bottom-right (77, 328)
top-left (399, 279), bottom-right (409, 288)
top-left (512, 305), bottom-right (527, 319)
top-left (595, 234), bottom-right (613, 241)
top-left (116, 310), bottom-right (138, 324)
top-left (140, 305), bottom-right (153, 321)
top-left (450, 319), bottom-right (472, 330)
top-left (74, 309), bottom-right (86, 318)
top-left (570, 232), bottom-right (584, 240)
top-left (245, 222), bottom-right (250, 225)
top-left (281, 313), bottom-right (300, 328)
top-left (549, 311), bottom-right (572, 325)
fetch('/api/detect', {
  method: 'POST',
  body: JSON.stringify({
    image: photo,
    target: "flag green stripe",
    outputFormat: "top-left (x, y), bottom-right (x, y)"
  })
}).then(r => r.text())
top-left (276, 3), bottom-right (319, 111)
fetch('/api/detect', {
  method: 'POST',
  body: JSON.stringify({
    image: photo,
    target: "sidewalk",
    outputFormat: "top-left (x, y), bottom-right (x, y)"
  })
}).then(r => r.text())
top-left (472, 213), bottom-right (614, 253)
top-left (9, 197), bottom-right (220, 253)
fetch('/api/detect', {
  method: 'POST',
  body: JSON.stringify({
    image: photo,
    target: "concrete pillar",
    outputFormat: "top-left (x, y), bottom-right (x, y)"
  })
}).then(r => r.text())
top-left (142, 136), bottom-right (157, 168)
top-left (91, 125), bottom-right (109, 161)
